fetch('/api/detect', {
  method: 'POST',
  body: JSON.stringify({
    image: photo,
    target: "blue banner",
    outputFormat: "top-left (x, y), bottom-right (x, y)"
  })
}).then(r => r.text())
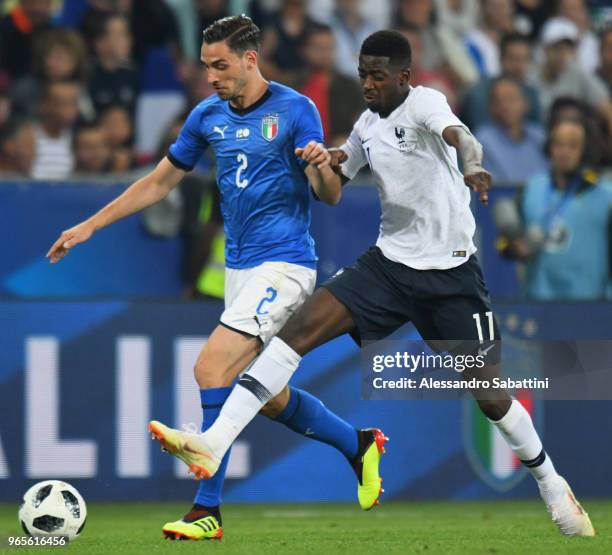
top-left (1, 300), bottom-right (611, 503)
top-left (0, 181), bottom-right (517, 298)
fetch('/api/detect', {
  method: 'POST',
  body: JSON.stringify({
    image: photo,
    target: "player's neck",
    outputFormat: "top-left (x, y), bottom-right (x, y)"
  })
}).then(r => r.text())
top-left (379, 89), bottom-right (410, 119)
top-left (229, 76), bottom-right (270, 111)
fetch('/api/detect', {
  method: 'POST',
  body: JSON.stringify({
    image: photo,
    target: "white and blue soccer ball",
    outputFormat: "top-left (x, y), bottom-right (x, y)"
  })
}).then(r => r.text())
top-left (19, 480), bottom-right (87, 541)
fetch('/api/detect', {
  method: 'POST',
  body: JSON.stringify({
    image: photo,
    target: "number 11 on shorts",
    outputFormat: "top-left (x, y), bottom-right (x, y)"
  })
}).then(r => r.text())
top-left (473, 311), bottom-right (495, 343)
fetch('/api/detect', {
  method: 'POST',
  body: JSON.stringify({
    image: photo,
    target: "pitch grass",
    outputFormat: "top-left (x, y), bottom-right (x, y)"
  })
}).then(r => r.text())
top-left (1, 501), bottom-right (611, 555)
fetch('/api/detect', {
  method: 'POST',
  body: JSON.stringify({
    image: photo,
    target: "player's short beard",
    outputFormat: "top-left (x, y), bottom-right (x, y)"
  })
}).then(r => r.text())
top-left (228, 75), bottom-right (248, 103)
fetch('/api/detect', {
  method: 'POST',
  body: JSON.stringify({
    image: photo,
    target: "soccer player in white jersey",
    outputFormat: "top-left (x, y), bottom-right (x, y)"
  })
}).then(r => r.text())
top-left (47, 15), bottom-right (387, 541)
top-left (151, 30), bottom-right (595, 537)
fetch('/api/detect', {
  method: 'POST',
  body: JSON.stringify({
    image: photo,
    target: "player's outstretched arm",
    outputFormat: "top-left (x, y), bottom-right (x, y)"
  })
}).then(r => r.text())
top-left (442, 126), bottom-right (491, 206)
top-left (295, 141), bottom-right (343, 205)
top-left (46, 157), bottom-right (185, 263)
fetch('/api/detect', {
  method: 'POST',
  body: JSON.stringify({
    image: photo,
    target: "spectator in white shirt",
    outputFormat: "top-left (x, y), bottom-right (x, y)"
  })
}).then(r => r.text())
top-left (465, 0), bottom-right (515, 77)
top-left (31, 80), bottom-right (80, 180)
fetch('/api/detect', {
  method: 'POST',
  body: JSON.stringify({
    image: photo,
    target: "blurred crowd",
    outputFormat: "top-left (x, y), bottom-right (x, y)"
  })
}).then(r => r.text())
top-left (0, 0), bottom-right (611, 182)
top-left (1, 0), bottom-right (611, 301)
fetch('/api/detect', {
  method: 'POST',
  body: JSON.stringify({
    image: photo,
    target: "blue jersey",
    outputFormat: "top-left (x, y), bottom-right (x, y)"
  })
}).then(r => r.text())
top-left (168, 81), bottom-right (323, 269)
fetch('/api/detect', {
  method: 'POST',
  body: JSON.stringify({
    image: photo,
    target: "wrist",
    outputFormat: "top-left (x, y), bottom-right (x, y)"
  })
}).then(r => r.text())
top-left (87, 216), bottom-right (101, 232)
top-left (463, 161), bottom-right (484, 176)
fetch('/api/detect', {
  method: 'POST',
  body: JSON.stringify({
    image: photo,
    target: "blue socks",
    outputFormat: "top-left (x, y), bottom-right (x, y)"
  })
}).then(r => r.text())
top-left (194, 387), bottom-right (232, 507)
top-left (194, 386), bottom-right (358, 509)
top-left (275, 387), bottom-right (358, 460)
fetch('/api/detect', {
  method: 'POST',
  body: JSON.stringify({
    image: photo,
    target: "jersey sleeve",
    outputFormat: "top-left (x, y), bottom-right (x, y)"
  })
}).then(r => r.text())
top-left (339, 118), bottom-right (367, 180)
top-left (414, 88), bottom-right (467, 138)
top-left (168, 106), bottom-right (208, 171)
top-left (291, 95), bottom-right (324, 150)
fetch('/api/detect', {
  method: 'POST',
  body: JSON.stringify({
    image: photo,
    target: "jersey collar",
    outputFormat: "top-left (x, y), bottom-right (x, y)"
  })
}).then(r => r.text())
top-left (228, 87), bottom-right (273, 116)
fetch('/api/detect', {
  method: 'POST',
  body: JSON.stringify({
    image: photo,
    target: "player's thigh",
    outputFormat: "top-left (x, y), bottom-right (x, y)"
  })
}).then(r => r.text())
top-left (410, 256), bottom-right (502, 366)
top-left (277, 287), bottom-right (356, 356)
top-left (195, 324), bottom-right (261, 387)
top-left (221, 261), bottom-right (316, 346)
top-left (317, 247), bottom-right (409, 347)
top-left (412, 257), bottom-right (500, 340)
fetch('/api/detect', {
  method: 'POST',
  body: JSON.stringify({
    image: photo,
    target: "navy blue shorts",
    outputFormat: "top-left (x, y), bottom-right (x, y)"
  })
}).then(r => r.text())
top-left (322, 247), bottom-right (501, 358)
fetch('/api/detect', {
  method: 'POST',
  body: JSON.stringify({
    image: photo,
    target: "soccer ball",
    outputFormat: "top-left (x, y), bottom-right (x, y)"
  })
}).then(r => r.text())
top-left (19, 480), bottom-right (87, 541)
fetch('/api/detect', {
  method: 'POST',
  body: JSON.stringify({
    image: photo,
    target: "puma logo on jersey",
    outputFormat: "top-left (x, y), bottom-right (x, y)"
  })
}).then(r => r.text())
top-left (213, 125), bottom-right (228, 139)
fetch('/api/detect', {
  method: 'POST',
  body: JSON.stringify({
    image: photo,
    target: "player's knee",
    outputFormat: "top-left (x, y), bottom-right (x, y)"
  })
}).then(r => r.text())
top-left (194, 348), bottom-right (231, 389)
top-left (477, 398), bottom-right (512, 421)
top-left (278, 311), bottom-right (320, 356)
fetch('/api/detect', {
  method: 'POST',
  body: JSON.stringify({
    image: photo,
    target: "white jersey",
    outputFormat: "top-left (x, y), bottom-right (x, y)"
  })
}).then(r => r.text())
top-left (340, 86), bottom-right (477, 270)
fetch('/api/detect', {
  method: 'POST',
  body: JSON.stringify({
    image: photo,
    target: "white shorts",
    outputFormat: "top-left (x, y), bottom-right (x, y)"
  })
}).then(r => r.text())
top-left (220, 262), bottom-right (317, 345)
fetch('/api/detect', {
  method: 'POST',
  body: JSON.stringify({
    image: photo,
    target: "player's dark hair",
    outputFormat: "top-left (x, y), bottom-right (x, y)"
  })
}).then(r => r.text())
top-left (202, 15), bottom-right (261, 53)
top-left (500, 32), bottom-right (531, 58)
top-left (360, 30), bottom-right (411, 68)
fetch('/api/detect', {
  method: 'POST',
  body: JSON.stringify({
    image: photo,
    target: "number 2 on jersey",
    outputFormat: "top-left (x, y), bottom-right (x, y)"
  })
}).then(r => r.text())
top-left (236, 153), bottom-right (249, 188)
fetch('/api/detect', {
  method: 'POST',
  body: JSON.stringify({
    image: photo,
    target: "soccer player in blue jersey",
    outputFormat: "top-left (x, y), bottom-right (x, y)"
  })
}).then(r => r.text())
top-left (47, 15), bottom-right (386, 541)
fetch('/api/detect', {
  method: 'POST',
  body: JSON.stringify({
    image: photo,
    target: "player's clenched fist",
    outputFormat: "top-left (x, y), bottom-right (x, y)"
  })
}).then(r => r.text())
top-left (46, 220), bottom-right (96, 263)
top-left (295, 141), bottom-right (331, 170)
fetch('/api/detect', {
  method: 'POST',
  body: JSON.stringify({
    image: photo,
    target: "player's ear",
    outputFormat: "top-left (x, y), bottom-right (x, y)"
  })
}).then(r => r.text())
top-left (244, 49), bottom-right (258, 69)
top-left (399, 68), bottom-right (411, 86)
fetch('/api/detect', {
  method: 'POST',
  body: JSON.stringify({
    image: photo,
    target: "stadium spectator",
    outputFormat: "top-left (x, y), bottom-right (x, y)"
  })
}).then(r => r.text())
top-left (0, 0), bottom-right (54, 80)
top-left (11, 28), bottom-right (89, 118)
top-left (80, 0), bottom-right (182, 64)
top-left (260, 0), bottom-right (316, 84)
top-left (434, 0), bottom-right (478, 36)
top-left (329, 0), bottom-right (376, 79)
top-left (465, 0), bottom-right (515, 77)
top-left (598, 26), bottom-right (612, 95)
top-left (398, 24), bottom-right (458, 111)
top-left (395, 0), bottom-right (478, 88)
top-left (72, 123), bottom-right (112, 175)
top-left (498, 118), bottom-right (611, 300)
top-left (395, 0), bottom-right (442, 71)
top-left (151, 117), bottom-right (225, 300)
top-left (295, 24), bottom-right (362, 145)
top-left (462, 33), bottom-right (540, 130)
top-left (513, 0), bottom-right (549, 39)
top-left (31, 80), bottom-right (80, 180)
top-left (533, 17), bottom-right (612, 132)
top-left (195, 0), bottom-right (229, 53)
top-left (99, 104), bottom-right (134, 172)
top-left (556, 0), bottom-right (599, 73)
top-left (89, 13), bottom-right (139, 117)
top-left (548, 96), bottom-right (612, 168)
top-left (475, 77), bottom-right (547, 183)
top-left (0, 117), bottom-right (35, 176)
top-left (0, 74), bottom-right (12, 128)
